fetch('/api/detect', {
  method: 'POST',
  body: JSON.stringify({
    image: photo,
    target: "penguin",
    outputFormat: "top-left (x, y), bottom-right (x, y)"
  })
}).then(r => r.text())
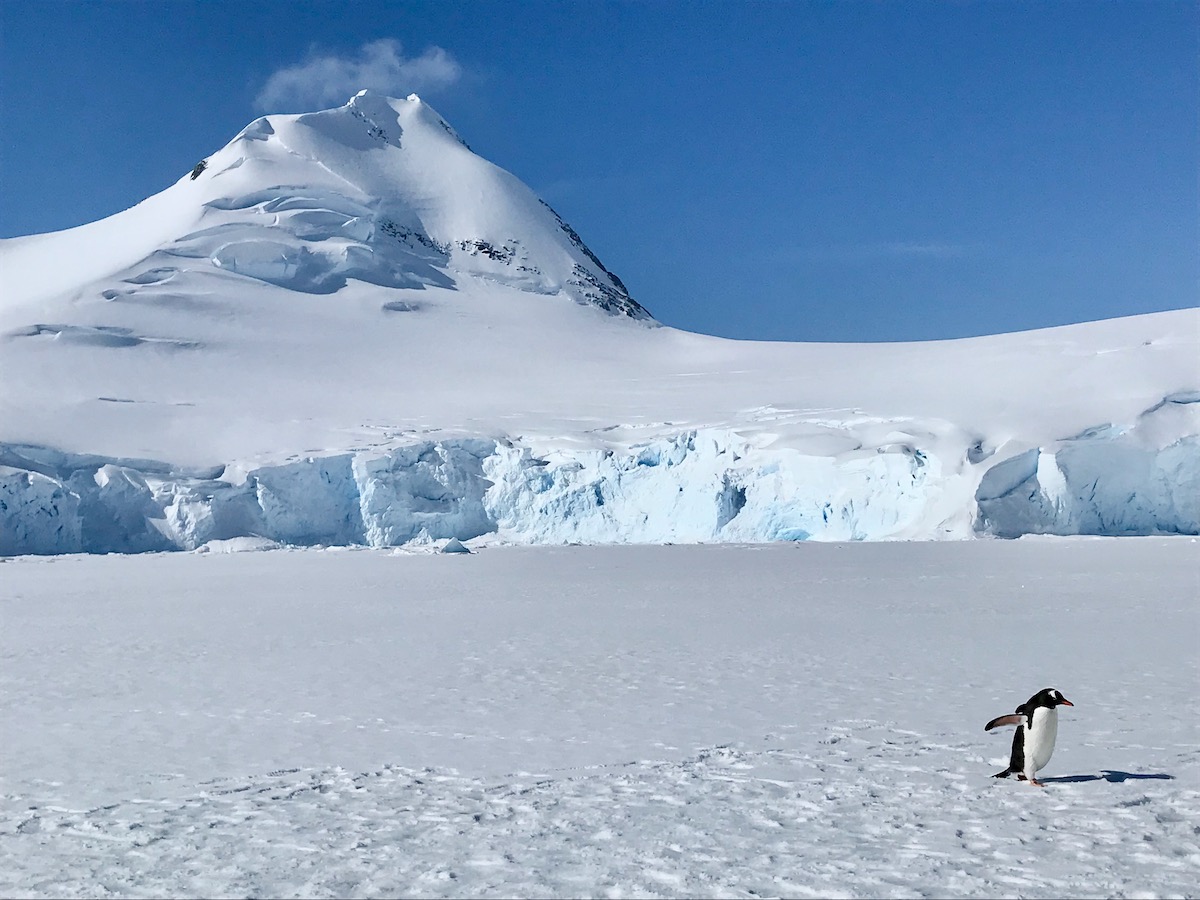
top-left (984, 687), bottom-right (1073, 787)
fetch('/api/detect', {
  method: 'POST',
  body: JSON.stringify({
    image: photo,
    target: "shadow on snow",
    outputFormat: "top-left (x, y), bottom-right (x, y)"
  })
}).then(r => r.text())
top-left (1042, 770), bottom-right (1175, 784)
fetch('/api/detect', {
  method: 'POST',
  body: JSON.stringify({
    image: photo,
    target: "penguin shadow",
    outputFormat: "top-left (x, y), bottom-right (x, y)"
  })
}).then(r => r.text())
top-left (1042, 770), bottom-right (1175, 784)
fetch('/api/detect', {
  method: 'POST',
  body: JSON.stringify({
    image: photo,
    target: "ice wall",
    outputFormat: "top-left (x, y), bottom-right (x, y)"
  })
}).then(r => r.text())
top-left (0, 430), bottom-right (953, 555)
top-left (975, 392), bottom-right (1200, 537)
top-left (0, 466), bottom-right (83, 555)
top-left (2, 396), bottom-right (1197, 555)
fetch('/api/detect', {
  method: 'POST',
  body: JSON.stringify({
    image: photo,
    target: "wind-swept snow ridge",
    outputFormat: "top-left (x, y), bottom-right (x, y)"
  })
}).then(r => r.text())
top-left (0, 92), bottom-right (1197, 553)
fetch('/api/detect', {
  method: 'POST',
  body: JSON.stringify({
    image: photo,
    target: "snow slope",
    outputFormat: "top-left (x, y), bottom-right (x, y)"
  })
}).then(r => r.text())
top-left (1, 540), bottom-right (1197, 897)
top-left (1, 93), bottom-right (1197, 553)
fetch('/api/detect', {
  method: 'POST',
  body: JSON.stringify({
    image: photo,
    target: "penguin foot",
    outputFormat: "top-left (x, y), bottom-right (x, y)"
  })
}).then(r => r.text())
top-left (1029, 779), bottom-right (1046, 787)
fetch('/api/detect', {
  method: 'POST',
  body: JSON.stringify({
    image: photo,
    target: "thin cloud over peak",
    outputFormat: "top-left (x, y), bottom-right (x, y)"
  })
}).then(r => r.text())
top-left (255, 39), bottom-right (461, 113)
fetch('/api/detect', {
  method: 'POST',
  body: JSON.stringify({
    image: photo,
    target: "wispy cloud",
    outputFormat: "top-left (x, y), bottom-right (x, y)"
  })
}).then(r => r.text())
top-left (255, 39), bottom-right (461, 112)
top-left (764, 240), bottom-right (980, 265)
top-left (873, 241), bottom-right (967, 259)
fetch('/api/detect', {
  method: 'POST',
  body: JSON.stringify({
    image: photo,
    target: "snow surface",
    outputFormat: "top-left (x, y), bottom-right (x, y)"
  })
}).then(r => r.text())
top-left (1, 539), bottom-right (1197, 897)
top-left (0, 93), bottom-right (1197, 553)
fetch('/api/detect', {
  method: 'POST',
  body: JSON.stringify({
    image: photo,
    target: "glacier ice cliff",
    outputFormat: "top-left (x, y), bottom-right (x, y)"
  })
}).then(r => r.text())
top-left (2, 394), bottom-right (1197, 555)
top-left (975, 391), bottom-right (1200, 538)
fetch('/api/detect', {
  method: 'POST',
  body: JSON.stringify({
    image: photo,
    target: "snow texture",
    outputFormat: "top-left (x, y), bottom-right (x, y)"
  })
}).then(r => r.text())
top-left (1, 540), bottom-right (1197, 897)
top-left (0, 93), bottom-right (1197, 555)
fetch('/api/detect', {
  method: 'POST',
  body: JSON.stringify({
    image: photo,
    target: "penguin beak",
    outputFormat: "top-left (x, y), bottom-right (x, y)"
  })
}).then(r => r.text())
top-left (1060, 698), bottom-right (1074, 707)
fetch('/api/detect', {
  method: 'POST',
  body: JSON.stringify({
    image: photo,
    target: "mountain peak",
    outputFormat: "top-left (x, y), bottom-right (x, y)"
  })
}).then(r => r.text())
top-left (1, 92), bottom-right (651, 322)
top-left (342, 89), bottom-right (468, 150)
top-left (346, 88), bottom-right (419, 104)
top-left (344, 89), bottom-right (418, 126)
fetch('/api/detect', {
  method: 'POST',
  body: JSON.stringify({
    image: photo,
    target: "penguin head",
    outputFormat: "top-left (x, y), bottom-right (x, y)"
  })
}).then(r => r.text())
top-left (1035, 687), bottom-right (1074, 708)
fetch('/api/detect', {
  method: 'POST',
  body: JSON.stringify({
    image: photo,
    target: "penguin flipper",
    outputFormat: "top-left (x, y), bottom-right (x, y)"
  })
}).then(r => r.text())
top-left (984, 713), bottom-right (1025, 731)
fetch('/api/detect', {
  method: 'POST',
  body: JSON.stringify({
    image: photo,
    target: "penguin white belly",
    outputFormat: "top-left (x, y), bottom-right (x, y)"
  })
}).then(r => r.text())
top-left (1025, 706), bottom-right (1059, 774)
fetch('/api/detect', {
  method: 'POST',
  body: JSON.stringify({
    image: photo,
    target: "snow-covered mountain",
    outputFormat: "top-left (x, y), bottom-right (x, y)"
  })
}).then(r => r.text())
top-left (1, 91), bottom-right (648, 321)
top-left (1, 93), bottom-right (1197, 554)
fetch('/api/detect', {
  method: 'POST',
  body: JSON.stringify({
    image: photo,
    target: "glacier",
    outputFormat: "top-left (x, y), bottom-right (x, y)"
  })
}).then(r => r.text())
top-left (3, 393), bottom-right (1196, 555)
top-left (1, 93), bottom-right (1196, 555)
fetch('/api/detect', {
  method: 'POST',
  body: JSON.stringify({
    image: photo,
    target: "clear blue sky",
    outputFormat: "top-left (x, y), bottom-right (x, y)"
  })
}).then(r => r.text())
top-left (1, 1), bottom-right (1195, 342)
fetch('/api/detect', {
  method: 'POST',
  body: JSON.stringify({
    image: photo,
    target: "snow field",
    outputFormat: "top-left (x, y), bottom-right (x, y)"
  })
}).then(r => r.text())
top-left (5, 741), bottom-right (1195, 899)
top-left (1, 538), bottom-right (1197, 897)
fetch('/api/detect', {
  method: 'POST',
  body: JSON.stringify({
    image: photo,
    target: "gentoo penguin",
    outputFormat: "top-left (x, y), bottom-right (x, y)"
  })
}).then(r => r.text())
top-left (985, 688), bottom-right (1074, 786)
